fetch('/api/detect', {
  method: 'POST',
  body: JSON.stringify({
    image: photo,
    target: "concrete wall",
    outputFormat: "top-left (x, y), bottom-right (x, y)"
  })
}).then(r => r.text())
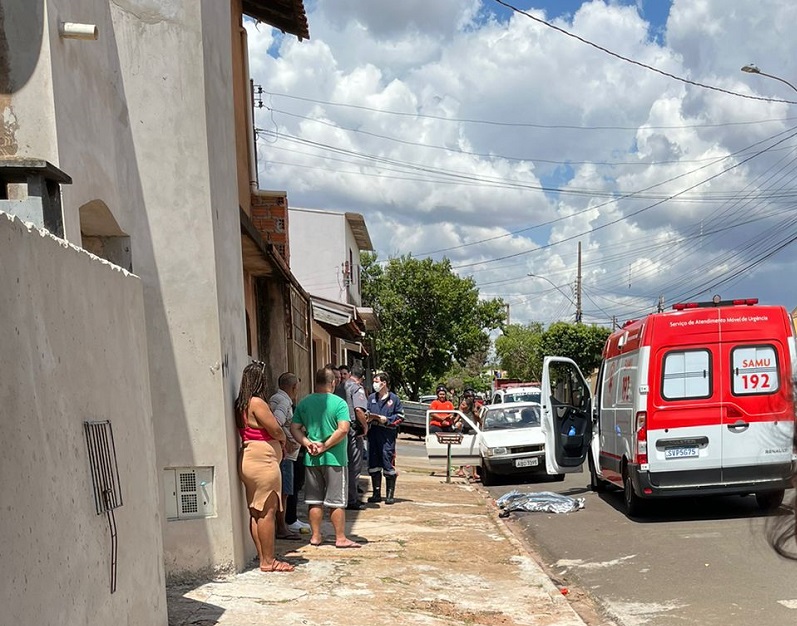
top-left (0, 212), bottom-right (167, 626)
top-left (2, 0), bottom-right (251, 577)
top-left (289, 208), bottom-right (347, 303)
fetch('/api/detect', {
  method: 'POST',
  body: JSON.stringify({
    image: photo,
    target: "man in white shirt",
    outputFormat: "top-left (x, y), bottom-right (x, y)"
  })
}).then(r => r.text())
top-left (269, 372), bottom-right (309, 538)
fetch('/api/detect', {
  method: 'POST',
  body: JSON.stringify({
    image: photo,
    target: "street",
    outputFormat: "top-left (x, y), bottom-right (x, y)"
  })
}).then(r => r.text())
top-left (488, 472), bottom-right (797, 626)
top-left (397, 438), bottom-right (797, 626)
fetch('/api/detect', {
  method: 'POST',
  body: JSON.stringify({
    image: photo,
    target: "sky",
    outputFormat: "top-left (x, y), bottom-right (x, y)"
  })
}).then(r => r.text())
top-left (245, 0), bottom-right (797, 327)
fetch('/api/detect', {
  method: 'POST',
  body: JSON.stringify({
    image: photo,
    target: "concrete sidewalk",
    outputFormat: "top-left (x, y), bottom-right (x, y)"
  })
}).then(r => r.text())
top-left (168, 466), bottom-right (588, 626)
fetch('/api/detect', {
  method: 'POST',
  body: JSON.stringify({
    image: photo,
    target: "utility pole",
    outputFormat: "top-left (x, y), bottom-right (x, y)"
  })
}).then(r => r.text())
top-left (505, 302), bottom-right (511, 325)
top-left (657, 295), bottom-right (664, 313)
top-left (611, 315), bottom-right (617, 330)
top-left (575, 241), bottom-right (583, 323)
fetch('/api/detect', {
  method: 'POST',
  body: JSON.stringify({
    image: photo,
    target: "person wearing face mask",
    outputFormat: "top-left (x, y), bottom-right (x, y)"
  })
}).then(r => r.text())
top-left (366, 371), bottom-right (404, 504)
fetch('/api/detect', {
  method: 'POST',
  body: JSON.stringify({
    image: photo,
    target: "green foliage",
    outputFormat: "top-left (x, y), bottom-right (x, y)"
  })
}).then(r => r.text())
top-left (441, 351), bottom-right (492, 396)
top-left (540, 322), bottom-right (611, 375)
top-left (495, 323), bottom-right (545, 382)
top-left (496, 321), bottom-right (610, 380)
top-left (361, 253), bottom-right (505, 399)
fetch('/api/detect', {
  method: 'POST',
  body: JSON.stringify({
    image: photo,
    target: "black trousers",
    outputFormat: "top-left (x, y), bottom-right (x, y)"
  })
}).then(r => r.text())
top-left (285, 449), bottom-right (306, 525)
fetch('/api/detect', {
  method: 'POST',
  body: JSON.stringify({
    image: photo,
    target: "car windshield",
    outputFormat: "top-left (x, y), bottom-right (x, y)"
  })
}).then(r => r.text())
top-left (482, 404), bottom-right (541, 431)
top-left (504, 391), bottom-right (541, 404)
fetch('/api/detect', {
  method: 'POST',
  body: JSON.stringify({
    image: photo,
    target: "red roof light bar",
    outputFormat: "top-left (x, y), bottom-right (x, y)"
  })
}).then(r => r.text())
top-left (672, 298), bottom-right (758, 311)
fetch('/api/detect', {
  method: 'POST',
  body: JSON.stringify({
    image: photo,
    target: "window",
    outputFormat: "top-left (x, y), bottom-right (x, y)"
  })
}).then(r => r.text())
top-left (662, 350), bottom-right (711, 400)
top-left (290, 287), bottom-right (309, 350)
top-left (731, 345), bottom-right (779, 395)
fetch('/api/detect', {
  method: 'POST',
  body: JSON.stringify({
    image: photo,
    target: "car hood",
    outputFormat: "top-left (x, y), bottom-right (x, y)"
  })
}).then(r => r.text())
top-left (479, 427), bottom-right (545, 448)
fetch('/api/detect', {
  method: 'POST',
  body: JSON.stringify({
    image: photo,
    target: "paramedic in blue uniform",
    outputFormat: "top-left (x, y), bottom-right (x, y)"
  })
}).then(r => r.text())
top-left (366, 371), bottom-right (404, 505)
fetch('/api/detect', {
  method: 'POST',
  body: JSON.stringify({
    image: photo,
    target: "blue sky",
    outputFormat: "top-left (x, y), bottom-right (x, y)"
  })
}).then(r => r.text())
top-left (486, 0), bottom-right (671, 40)
top-left (247, 0), bottom-right (797, 325)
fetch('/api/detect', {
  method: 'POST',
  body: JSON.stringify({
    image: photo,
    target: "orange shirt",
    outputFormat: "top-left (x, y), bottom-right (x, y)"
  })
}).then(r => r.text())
top-left (429, 399), bottom-right (454, 426)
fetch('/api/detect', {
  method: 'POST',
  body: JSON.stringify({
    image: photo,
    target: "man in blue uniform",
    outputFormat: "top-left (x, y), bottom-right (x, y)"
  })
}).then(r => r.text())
top-left (367, 371), bottom-right (404, 505)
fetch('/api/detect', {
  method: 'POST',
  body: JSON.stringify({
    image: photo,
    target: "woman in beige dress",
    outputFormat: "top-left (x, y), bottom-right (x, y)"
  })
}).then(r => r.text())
top-left (235, 362), bottom-right (293, 572)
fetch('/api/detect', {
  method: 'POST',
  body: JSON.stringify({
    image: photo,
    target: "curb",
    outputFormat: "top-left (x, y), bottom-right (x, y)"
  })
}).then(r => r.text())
top-left (475, 483), bottom-right (590, 625)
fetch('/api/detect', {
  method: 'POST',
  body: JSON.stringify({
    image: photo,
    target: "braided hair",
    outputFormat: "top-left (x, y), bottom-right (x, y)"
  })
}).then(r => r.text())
top-left (235, 361), bottom-right (267, 429)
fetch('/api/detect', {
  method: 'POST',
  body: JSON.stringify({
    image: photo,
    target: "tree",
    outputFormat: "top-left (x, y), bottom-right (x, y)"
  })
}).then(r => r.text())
top-left (495, 323), bottom-right (545, 382)
top-left (539, 322), bottom-right (611, 375)
top-left (361, 253), bottom-right (505, 399)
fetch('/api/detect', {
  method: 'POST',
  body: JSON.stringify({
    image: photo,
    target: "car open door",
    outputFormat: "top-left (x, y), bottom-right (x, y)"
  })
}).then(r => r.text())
top-left (425, 410), bottom-right (481, 468)
top-left (541, 356), bottom-right (593, 474)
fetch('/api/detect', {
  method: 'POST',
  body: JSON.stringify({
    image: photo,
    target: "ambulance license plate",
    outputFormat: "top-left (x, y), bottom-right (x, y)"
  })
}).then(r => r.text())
top-left (515, 457), bottom-right (539, 468)
top-left (665, 447), bottom-right (698, 459)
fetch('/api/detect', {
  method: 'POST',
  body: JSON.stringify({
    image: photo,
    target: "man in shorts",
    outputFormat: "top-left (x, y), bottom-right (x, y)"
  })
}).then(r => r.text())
top-left (291, 367), bottom-right (361, 549)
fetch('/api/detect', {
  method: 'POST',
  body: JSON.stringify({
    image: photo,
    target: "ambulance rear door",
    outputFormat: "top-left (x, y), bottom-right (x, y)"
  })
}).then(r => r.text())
top-left (721, 338), bottom-right (793, 480)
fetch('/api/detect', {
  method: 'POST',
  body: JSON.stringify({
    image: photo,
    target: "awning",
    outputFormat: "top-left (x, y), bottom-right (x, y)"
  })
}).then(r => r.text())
top-left (314, 301), bottom-right (353, 327)
top-left (341, 340), bottom-right (369, 356)
top-left (311, 296), bottom-right (365, 342)
top-left (356, 306), bottom-right (380, 331)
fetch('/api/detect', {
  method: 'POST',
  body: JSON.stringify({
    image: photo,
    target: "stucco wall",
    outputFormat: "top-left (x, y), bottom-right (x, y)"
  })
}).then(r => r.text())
top-left (0, 0), bottom-right (253, 576)
top-left (2, 0), bottom-right (251, 577)
top-left (0, 212), bottom-right (167, 626)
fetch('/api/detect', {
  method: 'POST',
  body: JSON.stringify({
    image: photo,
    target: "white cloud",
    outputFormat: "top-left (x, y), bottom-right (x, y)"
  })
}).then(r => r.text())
top-left (246, 0), bottom-right (797, 326)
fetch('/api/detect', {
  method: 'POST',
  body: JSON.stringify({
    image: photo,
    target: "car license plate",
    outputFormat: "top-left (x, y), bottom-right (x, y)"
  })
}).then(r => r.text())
top-left (665, 447), bottom-right (698, 459)
top-left (515, 457), bottom-right (539, 468)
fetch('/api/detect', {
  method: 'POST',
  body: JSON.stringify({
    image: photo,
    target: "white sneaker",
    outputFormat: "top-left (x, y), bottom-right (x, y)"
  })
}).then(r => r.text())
top-left (288, 520), bottom-right (311, 534)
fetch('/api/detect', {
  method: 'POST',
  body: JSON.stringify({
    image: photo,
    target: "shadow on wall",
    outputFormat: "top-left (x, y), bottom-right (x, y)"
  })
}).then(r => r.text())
top-left (0, 0), bottom-right (44, 94)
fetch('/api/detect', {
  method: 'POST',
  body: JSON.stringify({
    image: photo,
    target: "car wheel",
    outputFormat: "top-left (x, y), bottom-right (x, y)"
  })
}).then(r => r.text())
top-left (552, 473), bottom-right (566, 482)
top-left (755, 489), bottom-right (784, 512)
top-left (481, 466), bottom-right (496, 486)
top-left (623, 470), bottom-right (644, 517)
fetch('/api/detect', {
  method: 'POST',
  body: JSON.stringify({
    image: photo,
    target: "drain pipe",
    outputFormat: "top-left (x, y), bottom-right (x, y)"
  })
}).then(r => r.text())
top-left (240, 26), bottom-right (259, 192)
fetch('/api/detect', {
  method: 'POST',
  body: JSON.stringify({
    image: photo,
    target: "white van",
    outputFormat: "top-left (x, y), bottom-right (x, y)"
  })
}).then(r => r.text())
top-left (424, 402), bottom-right (563, 485)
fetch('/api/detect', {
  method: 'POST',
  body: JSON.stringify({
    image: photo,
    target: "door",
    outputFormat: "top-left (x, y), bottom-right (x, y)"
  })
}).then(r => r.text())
top-left (721, 341), bottom-right (793, 481)
top-left (425, 410), bottom-right (482, 467)
top-left (541, 357), bottom-right (593, 474)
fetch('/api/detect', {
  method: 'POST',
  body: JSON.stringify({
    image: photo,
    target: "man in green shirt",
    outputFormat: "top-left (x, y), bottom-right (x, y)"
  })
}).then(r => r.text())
top-left (291, 367), bottom-right (361, 549)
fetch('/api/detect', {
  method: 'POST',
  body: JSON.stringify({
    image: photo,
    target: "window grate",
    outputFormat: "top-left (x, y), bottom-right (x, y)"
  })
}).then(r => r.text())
top-left (84, 420), bottom-right (123, 594)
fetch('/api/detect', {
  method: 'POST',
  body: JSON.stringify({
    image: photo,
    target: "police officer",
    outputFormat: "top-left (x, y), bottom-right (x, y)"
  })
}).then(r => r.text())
top-left (366, 371), bottom-right (404, 505)
top-left (345, 363), bottom-right (369, 510)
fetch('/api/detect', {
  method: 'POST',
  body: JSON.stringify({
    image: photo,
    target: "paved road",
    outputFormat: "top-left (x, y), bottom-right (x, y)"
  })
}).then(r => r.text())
top-left (480, 470), bottom-right (797, 626)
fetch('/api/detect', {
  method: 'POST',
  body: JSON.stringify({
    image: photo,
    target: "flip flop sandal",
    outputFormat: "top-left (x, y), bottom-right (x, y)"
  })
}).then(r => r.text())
top-left (261, 559), bottom-right (295, 572)
top-left (309, 539), bottom-right (324, 547)
top-left (276, 533), bottom-right (303, 541)
top-left (335, 541), bottom-right (362, 549)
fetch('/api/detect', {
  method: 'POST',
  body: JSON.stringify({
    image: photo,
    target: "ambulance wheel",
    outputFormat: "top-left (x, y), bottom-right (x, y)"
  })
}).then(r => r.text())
top-left (755, 489), bottom-right (784, 512)
top-left (623, 472), bottom-right (644, 517)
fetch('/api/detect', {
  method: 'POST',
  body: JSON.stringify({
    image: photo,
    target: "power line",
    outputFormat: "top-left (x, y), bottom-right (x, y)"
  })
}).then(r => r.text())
top-left (262, 90), bottom-right (797, 130)
top-left (450, 127), bottom-right (797, 270)
top-left (492, 0), bottom-right (797, 106)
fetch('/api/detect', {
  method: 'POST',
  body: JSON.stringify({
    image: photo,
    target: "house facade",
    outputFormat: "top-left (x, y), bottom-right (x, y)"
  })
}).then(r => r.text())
top-left (1, 0), bottom-right (311, 600)
top-left (288, 207), bottom-right (379, 369)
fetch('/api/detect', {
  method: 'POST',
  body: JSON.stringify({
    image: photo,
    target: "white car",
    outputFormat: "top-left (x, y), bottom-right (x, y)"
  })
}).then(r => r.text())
top-left (425, 401), bottom-right (564, 486)
top-left (490, 386), bottom-right (542, 405)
